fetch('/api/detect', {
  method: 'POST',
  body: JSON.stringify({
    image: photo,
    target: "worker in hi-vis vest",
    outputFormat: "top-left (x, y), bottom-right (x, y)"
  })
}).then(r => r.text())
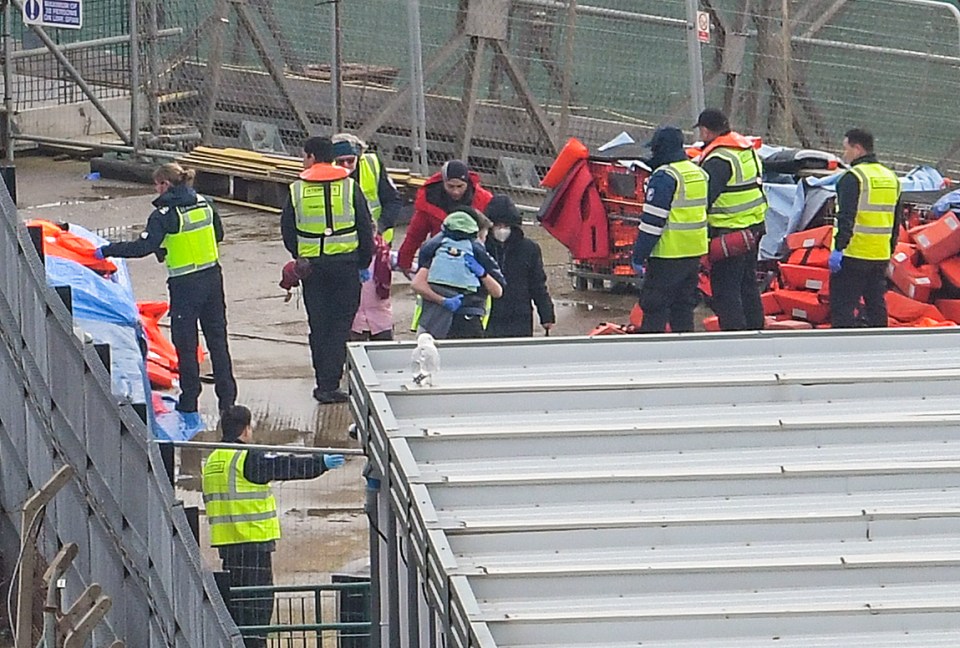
top-left (631, 126), bottom-right (709, 333)
top-left (280, 136), bottom-right (374, 404)
top-left (696, 108), bottom-right (767, 332)
top-left (96, 162), bottom-right (237, 437)
top-left (331, 133), bottom-right (402, 244)
top-left (202, 405), bottom-right (345, 648)
top-left (829, 128), bottom-right (901, 328)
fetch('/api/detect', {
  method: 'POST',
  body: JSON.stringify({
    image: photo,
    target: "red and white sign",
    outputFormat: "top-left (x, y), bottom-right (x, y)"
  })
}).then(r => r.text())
top-left (696, 11), bottom-right (711, 43)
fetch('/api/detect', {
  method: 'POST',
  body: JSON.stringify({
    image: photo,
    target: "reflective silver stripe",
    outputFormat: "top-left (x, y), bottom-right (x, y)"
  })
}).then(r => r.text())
top-left (726, 179), bottom-right (761, 192)
top-left (662, 166), bottom-right (708, 208)
top-left (851, 167), bottom-right (898, 212)
top-left (663, 219), bottom-right (707, 231)
top-left (167, 259), bottom-right (217, 277)
top-left (708, 149), bottom-right (746, 184)
top-left (208, 510), bottom-right (278, 524)
top-left (178, 205), bottom-right (214, 231)
top-left (639, 222), bottom-right (664, 236)
top-left (709, 195), bottom-right (767, 214)
top-left (642, 204), bottom-right (669, 218)
top-left (853, 224), bottom-right (893, 235)
top-left (203, 490), bottom-right (272, 503)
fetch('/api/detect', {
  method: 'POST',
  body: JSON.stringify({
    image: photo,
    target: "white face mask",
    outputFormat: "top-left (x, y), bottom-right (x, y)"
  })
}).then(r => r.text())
top-left (493, 226), bottom-right (511, 242)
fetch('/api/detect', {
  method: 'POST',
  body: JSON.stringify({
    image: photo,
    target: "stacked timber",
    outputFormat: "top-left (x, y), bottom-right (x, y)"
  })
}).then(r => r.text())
top-left (177, 146), bottom-right (423, 212)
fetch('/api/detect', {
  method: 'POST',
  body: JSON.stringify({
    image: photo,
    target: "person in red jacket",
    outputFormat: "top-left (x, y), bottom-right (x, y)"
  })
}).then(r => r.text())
top-left (396, 159), bottom-right (492, 275)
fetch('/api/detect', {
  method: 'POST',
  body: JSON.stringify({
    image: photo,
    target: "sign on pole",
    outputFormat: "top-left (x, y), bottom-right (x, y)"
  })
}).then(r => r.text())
top-left (23, 0), bottom-right (83, 30)
top-left (696, 10), bottom-right (711, 43)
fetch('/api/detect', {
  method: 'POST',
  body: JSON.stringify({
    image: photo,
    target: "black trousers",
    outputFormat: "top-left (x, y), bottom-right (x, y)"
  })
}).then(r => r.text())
top-left (301, 263), bottom-right (361, 391)
top-left (829, 257), bottom-right (888, 328)
top-left (639, 256), bottom-right (701, 333)
top-left (220, 546), bottom-right (274, 648)
top-left (447, 313), bottom-right (486, 339)
top-left (350, 329), bottom-right (394, 342)
top-left (709, 250), bottom-right (764, 331)
top-left (168, 266), bottom-right (237, 413)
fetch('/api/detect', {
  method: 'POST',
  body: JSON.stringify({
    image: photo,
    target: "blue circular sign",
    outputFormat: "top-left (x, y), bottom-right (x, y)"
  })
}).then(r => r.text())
top-left (24, 0), bottom-right (41, 21)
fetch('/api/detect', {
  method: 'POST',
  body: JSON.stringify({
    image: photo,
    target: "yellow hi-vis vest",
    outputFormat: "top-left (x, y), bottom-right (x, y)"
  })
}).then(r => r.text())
top-left (291, 177), bottom-right (359, 257)
top-left (359, 153), bottom-right (394, 244)
top-left (202, 448), bottom-right (280, 546)
top-left (162, 198), bottom-right (219, 278)
top-left (835, 162), bottom-right (900, 261)
top-left (703, 146), bottom-right (766, 229)
top-left (650, 160), bottom-right (709, 259)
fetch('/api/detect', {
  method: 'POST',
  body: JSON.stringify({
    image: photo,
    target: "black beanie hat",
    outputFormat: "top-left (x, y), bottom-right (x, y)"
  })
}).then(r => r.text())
top-left (486, 194), bottom-right (522, 226)
top-left (441, 159), bottom-right (470, 183)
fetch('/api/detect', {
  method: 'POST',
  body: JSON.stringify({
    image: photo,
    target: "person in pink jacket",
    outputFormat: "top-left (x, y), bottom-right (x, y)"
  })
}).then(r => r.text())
top-left (351, 232), bottom-right (394, 340)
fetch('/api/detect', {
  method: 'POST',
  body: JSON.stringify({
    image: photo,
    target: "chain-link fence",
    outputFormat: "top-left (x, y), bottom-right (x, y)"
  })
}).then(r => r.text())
top-left (4, 1), bottom-right (960, 175)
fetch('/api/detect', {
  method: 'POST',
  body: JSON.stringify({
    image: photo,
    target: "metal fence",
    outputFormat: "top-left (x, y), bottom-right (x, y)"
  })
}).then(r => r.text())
top-left (166, 439), bottom-right (370, 647)
top-left (4, 1), bottom-right (960, 176)
top-left (0, 180), bottom-right (243, 644)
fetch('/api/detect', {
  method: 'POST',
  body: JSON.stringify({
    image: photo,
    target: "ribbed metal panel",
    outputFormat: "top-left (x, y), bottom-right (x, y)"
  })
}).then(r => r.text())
top-left (349, 330), bottom-right (960, 647)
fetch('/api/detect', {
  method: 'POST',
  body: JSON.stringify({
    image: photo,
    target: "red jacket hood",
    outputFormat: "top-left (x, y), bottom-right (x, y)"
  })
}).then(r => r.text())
top-left (413, 170), bottom-right (493, 224)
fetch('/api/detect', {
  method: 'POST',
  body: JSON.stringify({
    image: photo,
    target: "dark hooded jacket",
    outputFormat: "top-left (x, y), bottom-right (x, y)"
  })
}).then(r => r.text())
top-left (485, 226), bottom-right (555, 336)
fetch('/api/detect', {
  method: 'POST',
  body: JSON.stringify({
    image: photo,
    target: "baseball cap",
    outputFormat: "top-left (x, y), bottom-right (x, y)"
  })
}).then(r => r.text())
top-left (693, 108), bottom-right (730, 133)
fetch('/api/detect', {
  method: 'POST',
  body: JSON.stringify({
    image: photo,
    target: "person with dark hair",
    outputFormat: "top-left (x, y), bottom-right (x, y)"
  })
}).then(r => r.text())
top-left (829, 128), bottom-right (900, 328)
top-left (695, 108), bottom-right (767, 331)
top-left (280, 136), bottom-right (375, 403)
top-left (396, 159), bottom-right (493, 276)
top-left (202, 405), bottom-right (345, 648)
top-left (483, 194), bottom-right (555, 337)
top-left (96, 162), bottom-right (236, 435)
top-left (630, 126), bottom-right (709, 333)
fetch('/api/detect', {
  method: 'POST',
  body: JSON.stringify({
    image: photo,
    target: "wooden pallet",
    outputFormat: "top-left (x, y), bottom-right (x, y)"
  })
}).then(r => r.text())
top-left (178, 146), bottom-right (424, 211)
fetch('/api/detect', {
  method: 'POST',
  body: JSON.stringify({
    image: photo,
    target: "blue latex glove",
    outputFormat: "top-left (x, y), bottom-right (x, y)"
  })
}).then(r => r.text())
top-left (323, 454), bottom-right (346, 470)
top-left (359, 268), bottom-right (372, 283)
top-left (828, 250), bottom-right (843, 274)
top-left (632, 263), bottom-right (645, 278)
top-left (464, 254), bottom-right (486, 278)
top-left (441, 294), bottom-right (463, 312)
top-left (94, 247), bottom-right (106, 260)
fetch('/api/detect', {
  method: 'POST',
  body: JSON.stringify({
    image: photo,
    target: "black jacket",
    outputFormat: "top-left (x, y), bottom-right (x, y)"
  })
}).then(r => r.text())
top-left (485, 227), bottom-right (555, 336)
top-left (101, 184), bottom-right (224, 284)
top-left (834, 153), bottom-right (901, 254)
top-left (280, 179), bottom-right (374, 270)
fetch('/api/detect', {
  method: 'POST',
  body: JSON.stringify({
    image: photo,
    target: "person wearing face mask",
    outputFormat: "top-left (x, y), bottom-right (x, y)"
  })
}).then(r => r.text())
top-left (484, 195), bottom-right (555, 337)
top-left (396, 159), bottom-right (493, 277)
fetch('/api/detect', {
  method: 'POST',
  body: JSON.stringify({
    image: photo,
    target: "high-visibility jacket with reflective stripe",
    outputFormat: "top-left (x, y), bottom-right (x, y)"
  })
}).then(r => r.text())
top-left (291, 177), bottom-right (358, 257)
top-left (202, 448), bottom-right (280, 546)
top-left (162, 198), bottom-right (219, 278)
top-left (651, 160), bottom-right (709, 259)
top-left (359, 153), bottom-right (393, 244)
top-left (835, 162), bottom-right (899, 261)
top-left (703, 146), bottom-right (766, 229)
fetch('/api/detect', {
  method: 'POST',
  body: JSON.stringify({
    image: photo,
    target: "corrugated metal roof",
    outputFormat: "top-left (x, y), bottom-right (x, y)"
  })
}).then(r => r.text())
top-left (348, 329), bottom-right (960, 647)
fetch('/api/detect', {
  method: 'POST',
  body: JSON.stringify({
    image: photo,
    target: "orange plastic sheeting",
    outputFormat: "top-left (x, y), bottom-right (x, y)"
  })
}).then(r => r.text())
top-left (702, 316), bottom-right (721, 332)
top-left (888, 250), bottom-right (940, 303)
top-left (588, 322), bottom-right (629, 336)
top-left (764, 317), bottom-right (813, 330)
top-left (909, 212), bottom-right (960, 264)
top-left (935, 298), bottom-right (960, 323)
top-left (541, 138), bottom-right (589, 188)
top-left (884, 290), bottom-right (945, 323)
top-left (787, 246), bottom-right (831, 268)
top-left (785, 225), bottom-right (833, 251)
top-left (938, 257), bottom-right (960, 290)
top-left (25, 219), bottom-right (117, 274)
top-left (761, 291), bottom-right (782, 316)
top-left (779, 264), bottom-right (830, 295)
top-left (773, 290), bottom-right (830, 324)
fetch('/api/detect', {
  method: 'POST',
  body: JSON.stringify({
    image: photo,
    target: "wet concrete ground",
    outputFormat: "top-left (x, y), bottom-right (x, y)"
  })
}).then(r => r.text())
top-left (13, 154), bottom-right (642, 584)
